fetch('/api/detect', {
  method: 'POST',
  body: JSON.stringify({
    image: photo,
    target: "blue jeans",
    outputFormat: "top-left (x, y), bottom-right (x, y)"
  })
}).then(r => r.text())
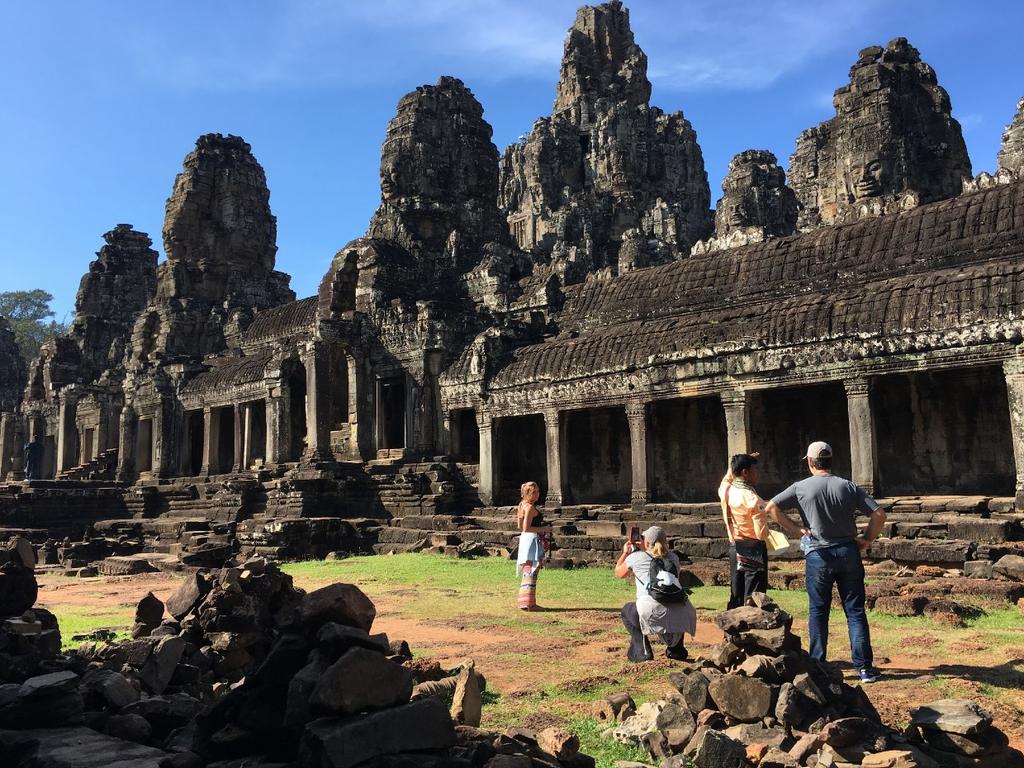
top-left (805, 542), bottom-right (873, 670)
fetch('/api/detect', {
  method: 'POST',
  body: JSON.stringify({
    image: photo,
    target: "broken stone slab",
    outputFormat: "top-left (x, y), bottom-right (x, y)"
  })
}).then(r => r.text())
top-left (81, 668), bottom-right (139, 710)
top-left (450, 661), bottom-right (482, 727)
top-left (166, 571), bottom-right (210, 621)
top-left (139, 635), bottom-right (185, 695)
top-left (707, 674), bottom-right (772, 722)
top-left (689, 728), bottom-right (747, 768)
top-left (821, 716), bottom-right (871, 747)
top-left (860, 750), bottom-right (923, 767)
top-left (0, 725), bottom-right (170, 767)
top-left (299, 696), bottom-right (456, 768)
top-left (909, 699), bottom-right (993, 736)
top-left (592, 691), bottom-right (637, 723)
top-left (0, 562), bottom-right (38, 618)
top-left (310, 646), bottom-right (413, 715)
top-left (300, 583), bottom-right (376, 634)
top-left (920, 724), bottom-right (1009, 757)
top-left (612, 701), bottom-right (664, 746)
top-left (723, 722), bottom-right (789, 748)
top-left (714, 603), bottom-right (791, 634)
top-left (993, 554), bottom-right (1024, 581)
top-left (537, 726), bottom-right (580, 762)
top-left (316, 622), bottom-right (391, 655)
top-left (758, 745), bottom-right (800, 767)
top-left (135, 591), bottom-right (165, 630)
top-left (668, 670), bottom-right (711, 713)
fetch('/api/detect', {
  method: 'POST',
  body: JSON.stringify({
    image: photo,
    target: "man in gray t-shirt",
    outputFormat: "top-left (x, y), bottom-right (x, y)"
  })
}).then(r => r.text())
top-left (766, 441), bottom-right (887, 683)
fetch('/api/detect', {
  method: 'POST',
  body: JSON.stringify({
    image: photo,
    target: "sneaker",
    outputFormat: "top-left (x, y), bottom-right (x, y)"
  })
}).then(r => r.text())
top-left (859, 667), bottom-right (880, 683)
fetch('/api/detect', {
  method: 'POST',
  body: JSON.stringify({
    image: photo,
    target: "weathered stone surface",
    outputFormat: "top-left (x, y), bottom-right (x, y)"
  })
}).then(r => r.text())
top-left (499, 1), bottom-right (710, 281)
top-left (789, 37), bottom-right (971, 229)
top-left (860, 750), bottom-right (921, 768)
top-left (689, 728), bottom-right (746, 768)
top-left (299, 697), bottom-right (456, 768)
top-left (300, 583), bottom-right (376, 633)
top-left (998, 97), bottom-right (1024, 178)
top-left (909, 699), bottom-right (992, 736)
top-left (537, 726), bottom-right (580, 762)
top-left (450, 661), bottom-right (482, 727)
top-left (994, 554), bottom-right (1024, 581)
top-left (139, 635), bottom-right (185, 695)
top-left (0, 562), bottom-right (37, 618)
top-left (668, 670), bottom-right (711, 713)
top-left (310, 646), bottom-right (413, 715)
top-left (166, 571), bottom-right (209, 620)
top-left (0, 725), bottom-right (169, 767)
top-left (135, 591), bottom-right (165, 630)
top-left (707, 674), bottom-right (772, 722)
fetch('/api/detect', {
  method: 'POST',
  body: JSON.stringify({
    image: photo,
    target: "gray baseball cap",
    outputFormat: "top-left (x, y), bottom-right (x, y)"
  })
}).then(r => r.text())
top-left (803, 441), bottom-right (833, 460)
top-left (642, 526), bottom-right (664, 544)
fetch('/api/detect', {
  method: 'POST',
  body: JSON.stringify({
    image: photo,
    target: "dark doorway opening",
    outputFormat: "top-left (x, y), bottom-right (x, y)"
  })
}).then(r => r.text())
top-left (564, 407), bottom-right (631, 504)
top-left (379, 376), bottom-right (406, 449)
top-left (649, 397), bottom-right (728, 502)
top-left (451, 409), bottom-right (480, 462)
top-left (216, 407), bottom-right (235, 473)
top-left (495, 414), bottom-right (547, 505)
top-left (874, 366), bottom-right (1014, 496)
top-left (328, 350), bottom-right (349, 430)
top-left (136, 418), bottom-right (153, 474)
top-left (186, 410), bottom-right (204, 476)
top-left (286, 362), bottom-right (307, 462)
top-left (748, 382), bottom-right (851, 498)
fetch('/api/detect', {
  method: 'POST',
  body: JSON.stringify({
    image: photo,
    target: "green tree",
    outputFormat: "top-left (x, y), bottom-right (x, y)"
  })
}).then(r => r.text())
top-left (0, 289), bottom-right (68, 362)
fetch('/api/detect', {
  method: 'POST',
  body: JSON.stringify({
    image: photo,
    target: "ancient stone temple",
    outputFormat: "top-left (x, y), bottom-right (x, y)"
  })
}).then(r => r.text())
top-left (498, 0), bottom-right (711, 282)
top-left (788, 37), bottom-right (972, 230)
top-left (2, 2), bottom-right (1024, 577)
top-left (691, 149), bottom-right (798, 254)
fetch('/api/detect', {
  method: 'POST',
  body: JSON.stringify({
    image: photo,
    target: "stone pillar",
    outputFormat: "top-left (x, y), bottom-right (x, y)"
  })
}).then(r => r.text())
top-left (116, 407), bottom-right (136, 482)
top-left (720, 389), bottom-right (751, 458)
top-left (56, 391), bottom-right (79, 475)
top-left (1004, 360), bottom-right (1024, 508)
top-left (0, 413), bottom-right (14, 479)
top-left (266, 394), bottom-right (284, 465)
top-left (845, 377), bottom-right (877, 495)
top-left (543, 409), bottom-right (566, 508)
top-left (232, 404), bottom-right (243, 472)
top-left (304, 342), bottom-right (332, 462)
top-left (242, 403), bottom-right (254, 470)
top-left (625, 402), bottom-right (649, 511)
top-left (201, 407), bottom-right (217, 476)
top-left (478, 413), bottom-right (496, 507)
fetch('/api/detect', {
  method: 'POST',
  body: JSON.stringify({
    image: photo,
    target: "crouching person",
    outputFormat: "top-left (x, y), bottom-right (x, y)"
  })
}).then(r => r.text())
top-left (614, 525), bottom-right (696, 662)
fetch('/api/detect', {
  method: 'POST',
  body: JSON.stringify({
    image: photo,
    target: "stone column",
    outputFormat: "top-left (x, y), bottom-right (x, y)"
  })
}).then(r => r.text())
top-left (242, 403), bottom-right (254, 470)
top-left (265, 396), bottom-right (281, 465)
top-left (116, 407), bottom-right (136, 482)
top-left (625, 402), bottom-right (649, 511)
top-left (0, 413), bottom-right (14, 480)
top-left (720, 389), bottom-right (750, 458)
top-left (232, 404), bottom-right (243, 472)
top-left (478, 413), bottom-right (497, 507)
top-left (1004, 360), bottom-right (1024, 508)
top-left (304, 342), bottom-right (332, 462)
top-left (543, 409), bottom-right (566, 508)
top-left (200, 407), bottom-right (217, 476)
top-left (56, 390), bottom-right (79, 475)
top-left (845, 377), bottom-right (877, 495)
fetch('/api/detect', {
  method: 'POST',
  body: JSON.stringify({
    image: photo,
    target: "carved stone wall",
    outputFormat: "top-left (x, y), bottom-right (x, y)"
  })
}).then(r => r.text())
top-left (498, 0), bottom-right (711, 281)
top-left (788, 38), bottom-right (972, 230)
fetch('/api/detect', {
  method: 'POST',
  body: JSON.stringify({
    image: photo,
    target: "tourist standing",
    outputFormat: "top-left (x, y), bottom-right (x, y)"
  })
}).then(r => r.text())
top-left (23, 435), bottom-right (43, 481)
top-left (766, 441), bottom-right (887, 683)
top-left (515, 481), bottom-right (551, 611)
top-left (614, 526), bottom-right (696, 661)
top-left (719, 453), bottom-right (770, 609)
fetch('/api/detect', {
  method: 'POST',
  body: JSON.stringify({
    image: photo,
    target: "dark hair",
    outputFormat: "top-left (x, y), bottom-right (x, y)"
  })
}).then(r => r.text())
top-left (811, 455), bottom-right (833, 470)
top-left (730, 453), bottom-right (758, 476)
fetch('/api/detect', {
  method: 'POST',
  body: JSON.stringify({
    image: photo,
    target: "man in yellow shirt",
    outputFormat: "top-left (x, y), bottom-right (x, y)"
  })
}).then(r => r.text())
top-left (718, 454), bottom-right (770, 609)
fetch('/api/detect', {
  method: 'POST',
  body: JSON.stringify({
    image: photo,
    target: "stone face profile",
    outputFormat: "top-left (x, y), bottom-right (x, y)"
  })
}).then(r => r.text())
top-left (788, 37), bottom-right (972, 230)
top-left (499, 0), bottom-right (711, 281)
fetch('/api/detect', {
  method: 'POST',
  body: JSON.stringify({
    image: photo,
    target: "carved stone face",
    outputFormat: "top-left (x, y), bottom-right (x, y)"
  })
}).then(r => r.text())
top-left (843, 155), bottom-right (889, 201)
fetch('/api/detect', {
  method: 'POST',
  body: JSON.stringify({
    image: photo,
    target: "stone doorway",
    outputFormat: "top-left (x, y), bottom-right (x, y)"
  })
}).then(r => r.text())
top-left (649, 396), bottom-right (728, 502)
top-left (564, 406), bottom-right (631, 505)
top-left (874, 366), bottom-right (1014, 496)
top-left (450, 409), bottom-right (479, 462)
top-left (215, 407), bottom-right (235, 473)
top-left (286, 362), bottom-right (307, 462)
top-left (495, 414), bottom-right (547, 506)
top-left (378, 376), bottom-right (406, 450)
top-left (184, 410), bottom-right (203, 476)
top-left (748, 382), bottom-right (851, 498)
top-left (136, 418), bottom-right (153, 474)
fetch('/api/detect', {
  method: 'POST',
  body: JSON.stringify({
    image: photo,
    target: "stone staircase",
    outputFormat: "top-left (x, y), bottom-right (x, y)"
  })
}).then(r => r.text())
top-left (58, 448), bottom-right (118, 481)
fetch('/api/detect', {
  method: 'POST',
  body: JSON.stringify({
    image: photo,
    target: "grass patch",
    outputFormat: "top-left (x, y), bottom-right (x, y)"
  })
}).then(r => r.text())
top-left (568, 716), bottom-right (651, 768)
top-left (55, 610), bottom-right (133, 649)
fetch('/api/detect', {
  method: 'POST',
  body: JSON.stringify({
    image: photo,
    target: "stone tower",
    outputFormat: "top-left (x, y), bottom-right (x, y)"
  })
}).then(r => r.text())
top-left (498, 1), bottom-right (711, 282)
top-left (132, 133), bottom-right (294, 363)
top-left (788, 38), bottom-right (972, 230)
top-left (998, 97), bottom-right (1024, 178)
top-left (368, 76), bottom-right (505, 272)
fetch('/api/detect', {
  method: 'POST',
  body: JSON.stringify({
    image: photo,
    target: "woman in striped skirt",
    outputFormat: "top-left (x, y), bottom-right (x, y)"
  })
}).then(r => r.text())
top-left (516, 481), bottom-right (552, 611)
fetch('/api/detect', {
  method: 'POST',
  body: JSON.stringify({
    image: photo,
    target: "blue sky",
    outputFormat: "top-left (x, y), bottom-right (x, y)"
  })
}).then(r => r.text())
top-left (1, 1), bottom-right (1021, 321)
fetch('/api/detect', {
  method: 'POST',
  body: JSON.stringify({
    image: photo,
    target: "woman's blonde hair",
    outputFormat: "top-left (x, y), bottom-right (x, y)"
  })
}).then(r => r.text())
top-left (649, 531), bottom-right (668, 558)
top-left (520, 481), bottom-right (539, 501)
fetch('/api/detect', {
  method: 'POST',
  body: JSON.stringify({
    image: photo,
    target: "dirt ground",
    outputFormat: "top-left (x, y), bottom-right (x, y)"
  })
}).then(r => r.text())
top-left (36, 570), bottom-right (1024, 750)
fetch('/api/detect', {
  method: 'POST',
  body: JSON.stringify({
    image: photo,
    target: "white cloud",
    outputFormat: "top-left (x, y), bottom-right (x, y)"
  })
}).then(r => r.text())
top-left (114, 0), bottom-right (888, 93)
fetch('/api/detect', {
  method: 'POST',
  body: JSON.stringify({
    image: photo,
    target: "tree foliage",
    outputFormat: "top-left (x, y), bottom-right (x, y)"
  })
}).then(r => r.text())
top-left (0, 289), bottom-right (68, 363)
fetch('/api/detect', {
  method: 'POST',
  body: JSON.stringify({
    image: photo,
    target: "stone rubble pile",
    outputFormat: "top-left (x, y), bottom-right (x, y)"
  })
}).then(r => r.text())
top-left (0, 559), bottom-right (595, 768)
top-left (601, 593), bottom-right (1023, 768)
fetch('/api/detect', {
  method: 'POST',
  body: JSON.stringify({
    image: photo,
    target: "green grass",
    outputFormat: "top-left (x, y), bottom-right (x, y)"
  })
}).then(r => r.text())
top-left (55, 610), bottom-right (133, 649)
top-left (569, 716), bottom-right (654, 768)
